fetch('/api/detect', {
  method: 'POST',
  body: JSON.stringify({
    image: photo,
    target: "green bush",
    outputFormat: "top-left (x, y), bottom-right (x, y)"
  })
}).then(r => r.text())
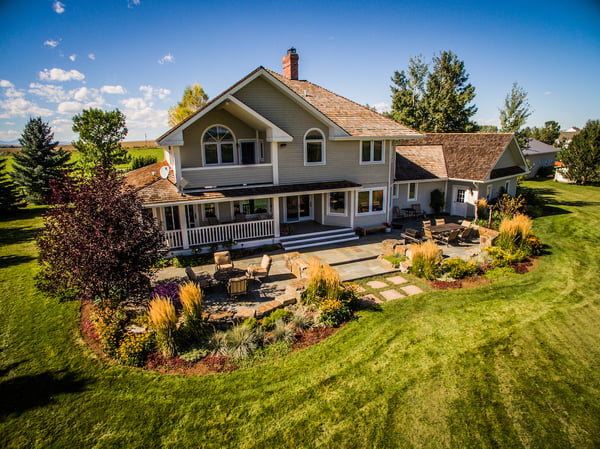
top-left (262, 309), bottom-right (293, 330)
top-left (240, 317), bottom-right (258, 330)
top-left (92, 306), bottom-right (127, 358)
top-left (485, 246), bottom-right (527, 267)
top-left (117, 332), bottom-right (154, 367)
top-left (430, 189), bottom-right (445, 214)
top-left (318, 297), bottom-right (353, 327)
top-left (442, 258), bottom-right (479, 279)
top-left (130, 155), bottom-right (158, 171)
top-left (484, 266), bottom-right (515, 279)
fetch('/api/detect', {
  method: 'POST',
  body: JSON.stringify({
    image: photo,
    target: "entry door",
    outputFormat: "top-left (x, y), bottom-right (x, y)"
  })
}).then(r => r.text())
top-left (451, 186), bottom-right (468, 217)
top-left (240, 141), bottom-right (256, 165)
top-left (286, 195), bottom-right (312, 222)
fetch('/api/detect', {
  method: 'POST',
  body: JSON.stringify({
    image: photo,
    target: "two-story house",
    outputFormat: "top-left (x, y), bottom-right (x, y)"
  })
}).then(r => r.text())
top-left (126, 49), bottom-right (527, 253)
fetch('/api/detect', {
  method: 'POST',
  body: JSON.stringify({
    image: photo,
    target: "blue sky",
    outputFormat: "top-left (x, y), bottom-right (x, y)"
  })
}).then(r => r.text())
top-left (1, 0), bottom-right (599, 142)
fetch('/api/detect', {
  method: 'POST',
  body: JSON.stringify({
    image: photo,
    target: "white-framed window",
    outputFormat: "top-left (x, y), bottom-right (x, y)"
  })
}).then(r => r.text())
top-left (392, 184), bottom-right (400, 198)
top-left (202, 125), bottom-right (236, 166)
top-left (232, 198), bottom-right (271, 216)
top-left (356, 188), bottom-right (385, 215)
top-left (327, 191), bottom-right (347, 216)
top-left (304, 128), bottom-right (325, 165)
top-left (360, 140), bottom-right (384, 164)
top-left (407, 182), bottom-right (417, 201)
top-left (163, 206), bottom-right (181, 230)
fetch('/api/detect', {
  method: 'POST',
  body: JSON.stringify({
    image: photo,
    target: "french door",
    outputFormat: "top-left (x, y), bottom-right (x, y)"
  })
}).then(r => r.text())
top-left (285, 194), bottom-right (312, 222)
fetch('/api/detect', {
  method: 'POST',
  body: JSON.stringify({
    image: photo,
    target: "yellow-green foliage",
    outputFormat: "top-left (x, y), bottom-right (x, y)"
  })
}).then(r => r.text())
top-left (179, 281), bottom-right (203, 322)
top-left (410, 240), bottom-right (442, 280)
top-left (498, 214), bottom-right (536, 254)
top-left (147, 296), bottom-right (177, 358)
top-left (117, 332), bottom-right (154, 367)
top-left (305, 258), bottom-right (343, 304)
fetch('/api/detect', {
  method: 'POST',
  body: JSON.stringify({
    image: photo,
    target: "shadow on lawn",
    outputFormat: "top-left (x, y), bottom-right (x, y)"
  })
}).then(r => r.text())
top-left (0, 369), bottom-right (89, 419)
top-left (0, 226), bottom-right (39, 247)
top-left (0, 254), bottom-right (36, 269)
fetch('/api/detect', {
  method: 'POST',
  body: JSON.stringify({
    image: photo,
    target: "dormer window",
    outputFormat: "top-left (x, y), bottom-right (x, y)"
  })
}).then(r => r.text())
top-left (304, 128), bottom-right (325, 165)
top-left (202, 125), bottom-right (235, 165)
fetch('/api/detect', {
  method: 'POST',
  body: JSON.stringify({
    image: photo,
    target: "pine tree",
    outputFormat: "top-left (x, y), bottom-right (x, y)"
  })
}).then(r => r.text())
top-left (0, 158), bottom-right (25, 213)
top-left (11, 117), bottom-right (71, 204)
top-left (559, 120), bottom-right (600, 184)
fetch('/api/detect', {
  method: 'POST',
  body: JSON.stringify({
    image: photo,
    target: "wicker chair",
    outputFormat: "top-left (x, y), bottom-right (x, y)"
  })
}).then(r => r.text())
top-left (214, 251), bottom-right (234, 271)
top-left (247, 254), bottom-right (272, 283)
top-left (227, 276), bottom-right (248, 299)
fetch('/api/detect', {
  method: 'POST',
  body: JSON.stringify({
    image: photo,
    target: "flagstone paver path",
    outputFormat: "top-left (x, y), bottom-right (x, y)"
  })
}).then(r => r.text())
top-left (358, 293), bottom-right (383, 305)
top-left (386, 275), bottom-right (408, 285)
top-left (367, 280), bottom-right (389, 289)
top-left (358, 275), bottom-right (425, 303)
top-left (380, 289), bottom-right (405, 301)
top-left (401, 285), bottom-right (424, 296)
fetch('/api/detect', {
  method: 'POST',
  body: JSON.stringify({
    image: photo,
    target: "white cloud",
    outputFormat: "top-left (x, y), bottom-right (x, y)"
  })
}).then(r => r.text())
top-left (88, 53), bottom-right (95, 60)
top-left (158, 53), bottom-right (174, 64)
top-left (39, 68), bottom-right (85, 82)
top-left (127, 0), bottom-right (141, 7)
top-left (4, 121), bottom-right (15, 125)
top-left (72, 87), bottom-right (90, 101)
top-left (0, 130), bottom-right (19, 141)
top-left (44, 40), bottom-right (59, 48)
top-left (0, 80), bottom-right (15, 88)
top-left (57, 101), bottom-right (83, 115)
top-left (101, 85), bottom-right (126, 94)
top-left (50, 118), bottom-right (74, 137)
top-left (4, 87), bottom-right (25, 99)
top-left (139, 85), bottom-right (170, 100)
top-left (53, 1), bottom-right (65, 14)
top-left (0, 97), bottom-right (52, 118)
top-left (69, 54), bottom-right (76, 61)
top-left (372, 102), bottom-right (391, 114)
top-left (545, 91), bottom-right (552, 96)
top-left (71, 87), bottom-right (105, 107)
top-left (121, 97), bottom-right (148, 110)
top-left (28, 83), bottom-right (70, 102)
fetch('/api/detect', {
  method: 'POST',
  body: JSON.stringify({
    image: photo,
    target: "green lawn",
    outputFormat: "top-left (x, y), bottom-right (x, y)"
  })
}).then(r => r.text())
top-left (1, 180), bottom-right (599, 448)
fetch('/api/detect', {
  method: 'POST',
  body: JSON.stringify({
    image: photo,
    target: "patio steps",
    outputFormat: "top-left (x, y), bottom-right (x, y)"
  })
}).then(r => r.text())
top-left (280, 228), bottom-right (359, 251)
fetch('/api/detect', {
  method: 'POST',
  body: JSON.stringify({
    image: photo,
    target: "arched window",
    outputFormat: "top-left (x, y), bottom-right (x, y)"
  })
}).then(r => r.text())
top-left (202, 125), bottom-right (235, 165)
top-left (304, 128), bottom-right (325, 165)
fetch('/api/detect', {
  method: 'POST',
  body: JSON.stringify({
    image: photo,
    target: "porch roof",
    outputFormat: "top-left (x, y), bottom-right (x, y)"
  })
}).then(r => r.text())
top-left (125, 163), bottom-right (360, 206)
top-left (395, 144), bottom-right (447, 181)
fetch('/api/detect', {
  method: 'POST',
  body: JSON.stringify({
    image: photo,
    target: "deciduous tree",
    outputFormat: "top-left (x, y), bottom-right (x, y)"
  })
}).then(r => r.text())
top-left (390, 55), bottom-right (429, 131)
top-left (11, 117), bottom-right (71, 204)
top-left (36, 167), bottom-right (165, 306)
top-left (522, 120), bottom-right (561, 146)
top-left (72, 108), bottom-right (129, 173)
top-left (168, 83), bottom-right (208, 127)
top-left (559, 120), bottom-right (600, 184)
top-left (499, 82), bottom-right (532, 151)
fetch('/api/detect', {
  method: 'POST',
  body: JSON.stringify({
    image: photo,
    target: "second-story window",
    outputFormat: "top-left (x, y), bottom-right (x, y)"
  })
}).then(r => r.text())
top-left (304, 128), bottom-right (325, 165)
top-left (202, 125), bottom-right (235, 166)
top-left (360, 140), bottom-right (384, 164)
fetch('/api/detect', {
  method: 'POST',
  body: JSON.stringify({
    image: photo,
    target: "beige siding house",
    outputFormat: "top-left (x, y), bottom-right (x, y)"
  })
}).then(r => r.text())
top-left (126, 49), bottom-right (528, 253)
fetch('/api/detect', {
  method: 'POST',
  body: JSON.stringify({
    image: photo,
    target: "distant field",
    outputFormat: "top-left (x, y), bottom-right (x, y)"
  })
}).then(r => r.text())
top-left (0, 146), bottom-right (164, 172)
top-left (0, 140), bottom-right (160, 153)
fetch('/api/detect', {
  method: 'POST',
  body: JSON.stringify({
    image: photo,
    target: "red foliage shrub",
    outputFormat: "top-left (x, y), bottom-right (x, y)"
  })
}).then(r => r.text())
top-left (145, 353), bottom-right (192, 370)
top-left (200, 356), bottom-right (238, 373)
top-left (431, 280), bottom-right (463, 290)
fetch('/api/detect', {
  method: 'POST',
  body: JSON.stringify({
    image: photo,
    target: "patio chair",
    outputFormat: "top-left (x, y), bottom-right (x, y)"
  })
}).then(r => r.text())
top-left (391, 207), bottom-right (404, 229)
top-left (440, 229), bottom-right (460, 246)
top-left (459, 226), bottom-right (472, 242)
top-left (247, 254), bottom-right (272, 283)
top-left (435, 218), bottom-right (445, 226)
top-left (411, 203), bottom-right (425, 218)
top-left (422, 220), bottom-right (431, 229)
top-left (234, 213), bottom-right (247, 222)
top-left (185, 266), bottom-right (213, 290)
top-left (423, 228), bottom-right (434, 241)
top-left (214, 251), bottom-right (234, 271)
top-left (461, 220), bottom-right (473, 228)
top-left (207, 216), bottom-right (219, 226)
top-left (227, 276), bottom-right (248, 299)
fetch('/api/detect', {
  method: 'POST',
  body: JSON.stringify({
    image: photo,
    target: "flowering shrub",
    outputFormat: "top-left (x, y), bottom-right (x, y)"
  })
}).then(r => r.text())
top-left (152, 282), bottom-right (181, 307)
top-left (485, 246), bottom-right (527, 267)
top-left (117, 332), bottom-right (154, 367)
top-left (319, 297), bottom-right (352, 327)
top-left (524, 235), bottom-right (543, 256)
top-left (92, 306), bottom-right (127, 358)
top-left (442, 258), bottom-right (479, 280)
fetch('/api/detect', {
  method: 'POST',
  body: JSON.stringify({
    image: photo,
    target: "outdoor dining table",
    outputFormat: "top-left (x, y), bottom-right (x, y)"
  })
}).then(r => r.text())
top-left (429, 223), bottom-right (464, 236)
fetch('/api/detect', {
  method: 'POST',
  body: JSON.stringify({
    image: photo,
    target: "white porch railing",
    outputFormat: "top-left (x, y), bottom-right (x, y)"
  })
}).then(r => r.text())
top-left (164, 230), bottom-right (183, 248)
top-left (187, 219), bottom-right (274, 247)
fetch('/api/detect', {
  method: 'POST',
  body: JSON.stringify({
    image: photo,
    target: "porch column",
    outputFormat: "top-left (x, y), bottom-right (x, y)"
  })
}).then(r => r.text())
top-left (350, 190), bottom-right (355, 229)
top-left (177, 205), bottom-right (189, 249)
top-left (271, 142), bottom-right (279, 185)
top-left (273, 196), bottom-right (280, 238)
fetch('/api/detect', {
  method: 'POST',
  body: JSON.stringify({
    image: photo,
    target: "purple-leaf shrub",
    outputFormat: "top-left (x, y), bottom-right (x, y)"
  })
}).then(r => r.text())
top-left (152, 283), bottom-right (181, 307)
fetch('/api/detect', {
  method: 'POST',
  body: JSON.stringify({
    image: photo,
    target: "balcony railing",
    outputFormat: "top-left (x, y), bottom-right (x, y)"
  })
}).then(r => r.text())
top-left (187, 219), bottom-right (274, 246)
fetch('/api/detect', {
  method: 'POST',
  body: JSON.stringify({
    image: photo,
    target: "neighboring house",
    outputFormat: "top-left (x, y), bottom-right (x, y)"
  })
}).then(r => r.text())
top-left (126, 49), bottom-right (528, 253)
top-left (553, 161), bottom-right (575, 183)
top-left (522, 138), bottom-right (559, 178)
top-left (559, 126), bottom-right (581, 146)
top-left (394, 133), bottom-right (528, 217)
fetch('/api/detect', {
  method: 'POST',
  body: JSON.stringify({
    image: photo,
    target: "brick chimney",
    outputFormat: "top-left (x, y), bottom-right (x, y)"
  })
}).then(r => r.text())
top-left (282, 48), bottom-right (299, 80)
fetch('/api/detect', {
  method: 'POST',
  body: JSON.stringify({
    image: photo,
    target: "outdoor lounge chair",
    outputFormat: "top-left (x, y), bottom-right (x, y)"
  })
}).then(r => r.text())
top-left (227, 276), bottom-right (248, 299)
top-left (214, 251), bottom-right (234, 271)
top-left (440, 229), bottom-right (460, 246)
top-left (247, 254), bottom-right (272, 283)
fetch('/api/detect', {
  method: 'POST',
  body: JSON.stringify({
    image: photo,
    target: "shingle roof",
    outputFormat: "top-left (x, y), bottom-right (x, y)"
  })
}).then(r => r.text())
top-left (523, 138), bottom-right (560, 156)
top-left (397, 133), bottom-right (516, 182)
top-left (395, 145), bottom-right (447, 181)
top-left (125, 162), bottom-right (360, 206)
top-left (266, 69), bottom-right (421, 138)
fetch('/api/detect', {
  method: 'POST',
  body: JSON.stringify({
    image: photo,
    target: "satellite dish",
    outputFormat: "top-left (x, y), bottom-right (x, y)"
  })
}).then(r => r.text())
top-left (159, 165), bottom-right (170, 179)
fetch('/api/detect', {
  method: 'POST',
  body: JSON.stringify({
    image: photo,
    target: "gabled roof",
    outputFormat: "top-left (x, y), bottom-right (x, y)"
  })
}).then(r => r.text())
top-left (523, 138), bottom-right (560, 156)
top-left (395, 145), bottom-right (447, 181)
top-left (396, 133), bottom-right (526, 182)
top-left (157, 67), bottom-right (421, 144)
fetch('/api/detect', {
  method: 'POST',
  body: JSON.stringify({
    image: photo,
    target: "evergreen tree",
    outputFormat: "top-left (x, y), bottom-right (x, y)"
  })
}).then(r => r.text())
top-left (559, 120), bottom-right (600, 184)
top-left (11, 117), bottom-right (71, 204)
top-left (72, 108), bottom-right (129, 173)
top-left (499, 82), bottom-right (532, 151)
top-left (390, 51), bottom-right (477, 133)
top-left (522, 120), bottom-right (561, 146)
top-left (0, 158), bottom-right (25, 213)
top-left (422, 51), bottom-right (478, 133)
top-left (168, 83), bottom-right (208, 127)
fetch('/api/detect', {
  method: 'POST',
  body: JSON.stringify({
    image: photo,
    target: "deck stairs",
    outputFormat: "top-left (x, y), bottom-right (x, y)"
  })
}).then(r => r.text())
top-left (279, 227), bottom-right (359, 251)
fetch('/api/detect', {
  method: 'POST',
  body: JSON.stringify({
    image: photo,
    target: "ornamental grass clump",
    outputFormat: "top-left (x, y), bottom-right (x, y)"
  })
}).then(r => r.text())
top-left (410, 240), bottom-right (442, 280)
top-left (147, 296), bottom-right (178, 358)
top-left (210, 325), bottom-right (262, 359)
top-left (178, 281), bottom-right (204, 337)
